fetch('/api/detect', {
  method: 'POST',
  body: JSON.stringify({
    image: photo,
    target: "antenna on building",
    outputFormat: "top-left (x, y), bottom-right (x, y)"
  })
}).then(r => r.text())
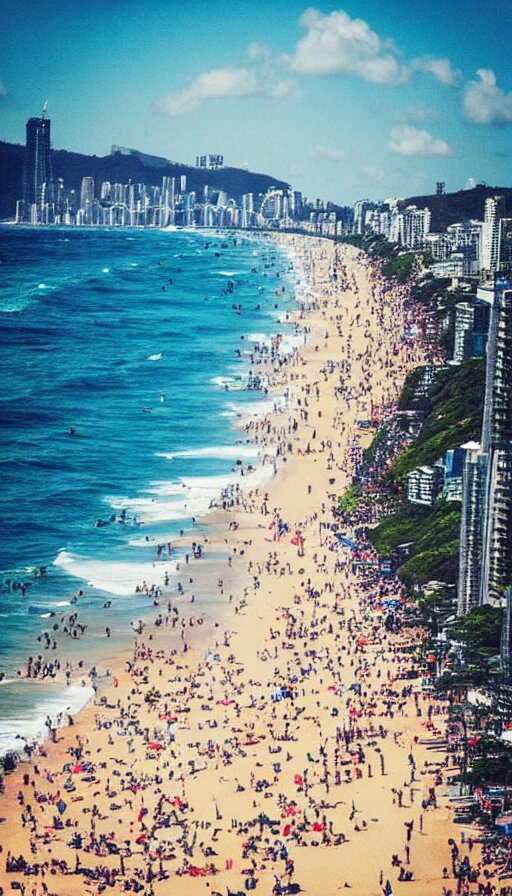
top-left (42, 100), bottom-right (48, 119)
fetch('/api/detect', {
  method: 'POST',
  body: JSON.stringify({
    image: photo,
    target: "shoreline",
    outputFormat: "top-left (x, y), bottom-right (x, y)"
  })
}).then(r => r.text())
top-left (0, 235), bottom-right (465, 895)
top-left (0, 228), bottom-right (300, 755)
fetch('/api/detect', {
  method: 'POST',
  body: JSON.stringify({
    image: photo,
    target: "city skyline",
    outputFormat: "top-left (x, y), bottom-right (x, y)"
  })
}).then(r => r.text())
top-left (1, 0), bottom-right (512, 205)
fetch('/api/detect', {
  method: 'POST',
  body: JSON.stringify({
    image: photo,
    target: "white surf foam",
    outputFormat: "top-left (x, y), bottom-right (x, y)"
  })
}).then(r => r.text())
top-left (107, 463), bottom-right (270, 525)
top-left (226, 395), bottom-right (287, 418)
top-left (54, 550), bottom-right (171, 595)
top-left (0, 683), bottom-right (95, 759)
top-left (158, 445), bottom-right (259, 461)
top-left (210, 374), bottom-right (247, 390)
top-left (246, 332), bottom-right (269, 343)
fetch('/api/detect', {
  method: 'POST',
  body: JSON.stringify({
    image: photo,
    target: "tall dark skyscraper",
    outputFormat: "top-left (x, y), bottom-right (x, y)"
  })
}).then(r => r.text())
top-left (23, 104), bottom-right (53, 209)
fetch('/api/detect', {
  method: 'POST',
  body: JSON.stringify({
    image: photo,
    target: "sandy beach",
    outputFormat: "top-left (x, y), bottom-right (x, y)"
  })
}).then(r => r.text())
top-left (0, 235), bottom-right (476, 896)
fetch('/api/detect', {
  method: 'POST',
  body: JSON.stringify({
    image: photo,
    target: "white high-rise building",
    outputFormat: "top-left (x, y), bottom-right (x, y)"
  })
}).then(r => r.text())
top-left (457, 441), bottom-right (487, 616)
top-left (481, 196), bottom-right (504, 272)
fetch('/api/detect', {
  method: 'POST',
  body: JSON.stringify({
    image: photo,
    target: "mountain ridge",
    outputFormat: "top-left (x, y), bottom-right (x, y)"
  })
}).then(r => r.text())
top-left (0, 140), bottom-right (291, 221)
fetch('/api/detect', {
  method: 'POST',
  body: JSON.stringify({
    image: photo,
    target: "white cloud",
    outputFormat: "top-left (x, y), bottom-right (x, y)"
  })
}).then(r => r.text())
top-left (160, 66), bottom-right (300, 116)
top-left (268, 80), bottom-right (302, 99)
top-left (246, 41), bottom-right (270, 60)
top-left (395, 104), bottom-right (439, 124)
top-left (463, 69), bottom-right (512, 125)
top-left (310, 144), bottom-right (346, 161)
top-left (411, 56), bottom-right (460, 87)
top-left (389, 125), bottom-right (454, 157)
top-left (284, 7), bottom-right (409, 84)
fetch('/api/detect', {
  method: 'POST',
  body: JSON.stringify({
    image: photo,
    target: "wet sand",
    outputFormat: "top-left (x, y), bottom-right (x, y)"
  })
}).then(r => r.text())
top-left (0, 237), bottom-right (472, 895)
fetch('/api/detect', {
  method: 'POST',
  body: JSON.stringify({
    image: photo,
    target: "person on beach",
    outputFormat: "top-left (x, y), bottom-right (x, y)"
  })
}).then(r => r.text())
top-left (0, 238), bottom-right (460, 896)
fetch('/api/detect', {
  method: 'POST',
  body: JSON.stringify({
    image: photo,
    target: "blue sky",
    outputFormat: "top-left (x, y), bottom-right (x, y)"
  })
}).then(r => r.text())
top-left (1, 0), bottom-right (512, 204)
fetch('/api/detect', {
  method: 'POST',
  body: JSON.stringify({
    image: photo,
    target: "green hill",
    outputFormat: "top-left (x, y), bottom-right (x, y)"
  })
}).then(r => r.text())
top-left (387, 357), bottom-right (485, 484)
top-left (367, 357), bottom-right (486, 588)
top-left (369, 499), bottom-right (461, 587)
top-left (405, 184), bottom-right (512, 231)
top-left (0, 139), bottom-right (290, 221)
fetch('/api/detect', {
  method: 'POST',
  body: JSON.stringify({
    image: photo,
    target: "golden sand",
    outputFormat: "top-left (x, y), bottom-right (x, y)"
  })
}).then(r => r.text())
top-left (0, 237), bottom-right (466, 896)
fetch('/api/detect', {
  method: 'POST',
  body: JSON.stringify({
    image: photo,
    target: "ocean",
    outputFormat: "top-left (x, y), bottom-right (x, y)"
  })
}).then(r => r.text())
top-left (0, 225), bottom-right (300, 757)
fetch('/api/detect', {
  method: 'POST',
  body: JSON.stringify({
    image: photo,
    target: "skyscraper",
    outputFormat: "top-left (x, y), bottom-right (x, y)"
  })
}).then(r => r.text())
top-left (457, 441), bottom-right (487, 616)
top-left (23, 105), bottom-right (53, 213)
top-left (499, 218), bottom-right (512, 273)
top-left (481, 196), bottom-right (505, 273)
top-left (479, 277), bottom-right (512, 604)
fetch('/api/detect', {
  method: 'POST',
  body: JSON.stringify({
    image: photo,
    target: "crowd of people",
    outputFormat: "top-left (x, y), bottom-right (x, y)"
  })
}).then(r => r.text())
top-left (1, 236), bottom-right (505, 896)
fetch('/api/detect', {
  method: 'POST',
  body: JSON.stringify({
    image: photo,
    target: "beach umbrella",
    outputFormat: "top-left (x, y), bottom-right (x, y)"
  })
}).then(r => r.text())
top-left (336, 534), bottom-right (358, 550)
top-left (148, 742), bottom-right (163, 751)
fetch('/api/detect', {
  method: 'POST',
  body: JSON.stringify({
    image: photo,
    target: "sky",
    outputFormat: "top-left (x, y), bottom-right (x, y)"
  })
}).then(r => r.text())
top-left (1, 0), bottom-right (512, 205)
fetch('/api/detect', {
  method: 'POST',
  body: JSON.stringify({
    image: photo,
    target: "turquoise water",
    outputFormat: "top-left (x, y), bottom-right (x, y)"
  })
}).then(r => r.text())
top-left (0, 225), bottom-right (299, 755)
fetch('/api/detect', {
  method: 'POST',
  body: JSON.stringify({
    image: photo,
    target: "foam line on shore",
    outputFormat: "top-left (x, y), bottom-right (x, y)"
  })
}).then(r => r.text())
top-left (53, 550), bottom-right (173, 595)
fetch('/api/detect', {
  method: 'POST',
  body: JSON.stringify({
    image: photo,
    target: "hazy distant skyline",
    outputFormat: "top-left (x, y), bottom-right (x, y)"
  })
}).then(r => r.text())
top-left (1, 0), bottom-right (512, 204)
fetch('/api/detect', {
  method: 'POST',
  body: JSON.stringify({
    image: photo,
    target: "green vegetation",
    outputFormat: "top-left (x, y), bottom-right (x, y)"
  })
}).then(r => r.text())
top-left (398, 366), bottom-right (446, 413)
top-left (387, 357), bottom-right (485, 483)
top-left (410, 274), bottom-right (461, 310)
top-left (398, 540), bottom-right (460, 587)
top-left (363, 422), bottom-right (393, 464)
top-left (339, 485), bottom-right (360, 514)
top-left (380, 252), bottom-right (418, 283)
top-left (369, 498), bottom-right (461, 586)
top-left (467, 736), bottom-right (512, 787)
top-left (341, 233), bottom-right (427, 283)
top-left (405, 275), bottom-right (478, 356)
top-left (409, 275), bottom-right (449, 308)
top-left (450, 605), bottom-right (503, 659)
top-left (370, 499), bottom-right (459, 556)
top-left (367, 357), bottom-right (484, 590)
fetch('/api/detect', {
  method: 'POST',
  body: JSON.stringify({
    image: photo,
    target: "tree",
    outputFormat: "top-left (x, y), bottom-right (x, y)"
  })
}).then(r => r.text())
top-left (450, 606), bottom-right (503, 658)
